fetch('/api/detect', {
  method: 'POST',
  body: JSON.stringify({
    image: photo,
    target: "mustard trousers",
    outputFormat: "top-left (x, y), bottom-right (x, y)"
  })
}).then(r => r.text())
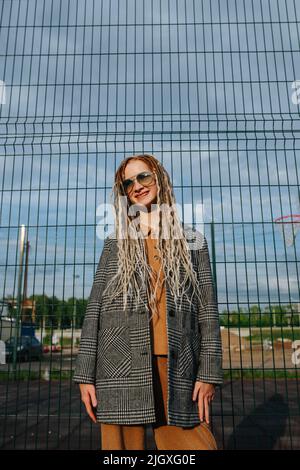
top-left (100, 355), bottom-right (218, 450)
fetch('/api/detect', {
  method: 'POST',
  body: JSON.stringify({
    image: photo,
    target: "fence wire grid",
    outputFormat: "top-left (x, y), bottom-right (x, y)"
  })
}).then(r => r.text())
top-left (0, 0), bottom-right (300, 450)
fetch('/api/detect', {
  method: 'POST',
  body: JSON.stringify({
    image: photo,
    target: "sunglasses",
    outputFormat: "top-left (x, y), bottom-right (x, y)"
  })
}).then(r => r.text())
top-left (121, 171), bottom-right (156, 194)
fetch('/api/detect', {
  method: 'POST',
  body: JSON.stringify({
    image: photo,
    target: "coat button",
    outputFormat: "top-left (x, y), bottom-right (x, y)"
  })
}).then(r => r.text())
top-left (170, 350), bottom-right (177, 359)
top-left (169, 309), bottom-right (175, 317)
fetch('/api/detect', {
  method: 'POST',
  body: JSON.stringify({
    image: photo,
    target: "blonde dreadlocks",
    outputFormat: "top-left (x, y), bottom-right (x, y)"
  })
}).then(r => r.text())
top-left (102, 153), bottom-right (205, 323)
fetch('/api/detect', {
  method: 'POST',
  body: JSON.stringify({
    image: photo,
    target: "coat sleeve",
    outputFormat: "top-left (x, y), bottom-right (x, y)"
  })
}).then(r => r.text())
top-left (72, 237), bottom-right (111, 385)
top-left (195, 234), bottom-right (223, 386)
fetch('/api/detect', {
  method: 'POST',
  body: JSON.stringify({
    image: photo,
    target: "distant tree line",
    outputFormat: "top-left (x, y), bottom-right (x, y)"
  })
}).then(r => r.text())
top-left (5, 295), bottom-right (87, 329)
top-left (5, 296), bottom-right (300, 328)
top-left (219, 304), bottom-right (300, 327)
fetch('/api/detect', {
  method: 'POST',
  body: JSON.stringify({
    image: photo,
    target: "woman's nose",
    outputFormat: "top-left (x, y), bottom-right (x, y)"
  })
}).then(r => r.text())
top-left (134, 180), bottom-right (144, 192)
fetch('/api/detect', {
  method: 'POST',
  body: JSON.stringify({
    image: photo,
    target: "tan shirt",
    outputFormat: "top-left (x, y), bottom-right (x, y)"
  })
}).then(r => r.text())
top-left (144, 233), bottom-right (168, 355)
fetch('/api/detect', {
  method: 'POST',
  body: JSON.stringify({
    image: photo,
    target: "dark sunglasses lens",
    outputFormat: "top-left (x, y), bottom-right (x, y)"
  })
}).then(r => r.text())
top-left (122, 179), bottom-right (133, 192)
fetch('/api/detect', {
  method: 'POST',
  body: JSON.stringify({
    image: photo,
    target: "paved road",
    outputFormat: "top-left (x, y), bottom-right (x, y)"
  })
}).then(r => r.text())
top-left (0, 379), bottom-right (299, 450)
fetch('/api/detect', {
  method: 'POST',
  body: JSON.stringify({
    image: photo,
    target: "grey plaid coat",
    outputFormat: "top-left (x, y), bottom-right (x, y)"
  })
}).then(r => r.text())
top-left (73, 225), bottom-right (223, 427)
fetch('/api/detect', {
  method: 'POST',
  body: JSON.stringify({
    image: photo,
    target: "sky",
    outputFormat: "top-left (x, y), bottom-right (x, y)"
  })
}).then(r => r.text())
top-left (0, 0), bottom-right (299, 309)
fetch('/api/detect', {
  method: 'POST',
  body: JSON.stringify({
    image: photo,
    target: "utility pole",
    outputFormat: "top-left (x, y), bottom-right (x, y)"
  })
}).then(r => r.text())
top-left (210, 221), bottom-right (218, 301)
top-left (12, 225), bottom-right (26, 379)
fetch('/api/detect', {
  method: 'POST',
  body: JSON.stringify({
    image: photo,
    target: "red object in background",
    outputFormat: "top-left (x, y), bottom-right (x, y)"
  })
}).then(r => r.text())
top-left (42, 345), bottom-right (62, 353)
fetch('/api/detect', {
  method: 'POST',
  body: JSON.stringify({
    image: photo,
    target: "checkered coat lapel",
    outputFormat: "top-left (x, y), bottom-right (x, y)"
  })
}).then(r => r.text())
top-left (73, 224), bottom-right (223, 426)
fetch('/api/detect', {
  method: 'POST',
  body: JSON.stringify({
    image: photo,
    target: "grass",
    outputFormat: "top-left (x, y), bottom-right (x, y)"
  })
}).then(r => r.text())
top-left (42, 335), bottom-right (77, 347)
top-left (223, 369), bottom-right (299, 379)
top-left (249, 330), bottom-right (300, 343)
top-left (0, 369), bottom-right (299, 381)
top-left (0, 369), bottom-right (73, 381)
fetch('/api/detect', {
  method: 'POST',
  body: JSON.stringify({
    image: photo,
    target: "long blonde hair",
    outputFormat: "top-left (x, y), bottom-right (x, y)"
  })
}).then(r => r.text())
top-left (103, 153), bottom-right (205, 323)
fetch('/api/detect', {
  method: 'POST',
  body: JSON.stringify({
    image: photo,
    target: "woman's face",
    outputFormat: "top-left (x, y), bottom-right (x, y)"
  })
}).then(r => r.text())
top-left (123, 159), bottom-right (158, 210)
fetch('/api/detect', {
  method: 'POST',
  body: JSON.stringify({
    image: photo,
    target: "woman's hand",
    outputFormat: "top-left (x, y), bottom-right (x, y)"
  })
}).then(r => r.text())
top-left (192, 381), bottom-right (215, 424)
top-left (79, 384), bottom-right (98, 423)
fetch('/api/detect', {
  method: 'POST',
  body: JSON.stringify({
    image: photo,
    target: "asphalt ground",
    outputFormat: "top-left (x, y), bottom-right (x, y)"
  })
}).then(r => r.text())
top-left (0, 378), bottom-right (299, 450)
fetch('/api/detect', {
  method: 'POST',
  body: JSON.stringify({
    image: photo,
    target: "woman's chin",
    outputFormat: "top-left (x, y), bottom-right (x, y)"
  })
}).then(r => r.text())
top-left (132, 196), bottom-right (157, 210)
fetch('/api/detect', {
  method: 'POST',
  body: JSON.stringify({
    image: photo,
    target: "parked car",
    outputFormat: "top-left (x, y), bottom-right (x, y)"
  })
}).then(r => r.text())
top-left (5, 336), bottom-right (43, 362)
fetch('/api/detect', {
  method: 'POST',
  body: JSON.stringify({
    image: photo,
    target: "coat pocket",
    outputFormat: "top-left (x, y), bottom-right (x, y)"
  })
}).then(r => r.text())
top-left (178, 331), bottom-right (200, 379)
top-left (97, 325), bottom-right (132, 378)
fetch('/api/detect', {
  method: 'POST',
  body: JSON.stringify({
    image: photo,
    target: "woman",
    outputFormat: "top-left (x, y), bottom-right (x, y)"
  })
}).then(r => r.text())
top-left (73, 154), bottom-right (223, 450)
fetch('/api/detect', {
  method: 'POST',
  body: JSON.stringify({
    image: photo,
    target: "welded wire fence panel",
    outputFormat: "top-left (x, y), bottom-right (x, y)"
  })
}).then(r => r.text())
top-left (0, 0), bottom-right (299, 450)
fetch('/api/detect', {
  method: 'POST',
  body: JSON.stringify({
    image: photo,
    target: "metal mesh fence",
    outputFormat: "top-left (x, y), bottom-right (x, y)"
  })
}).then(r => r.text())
top-left (0, 0), bottom-right (299, 450)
